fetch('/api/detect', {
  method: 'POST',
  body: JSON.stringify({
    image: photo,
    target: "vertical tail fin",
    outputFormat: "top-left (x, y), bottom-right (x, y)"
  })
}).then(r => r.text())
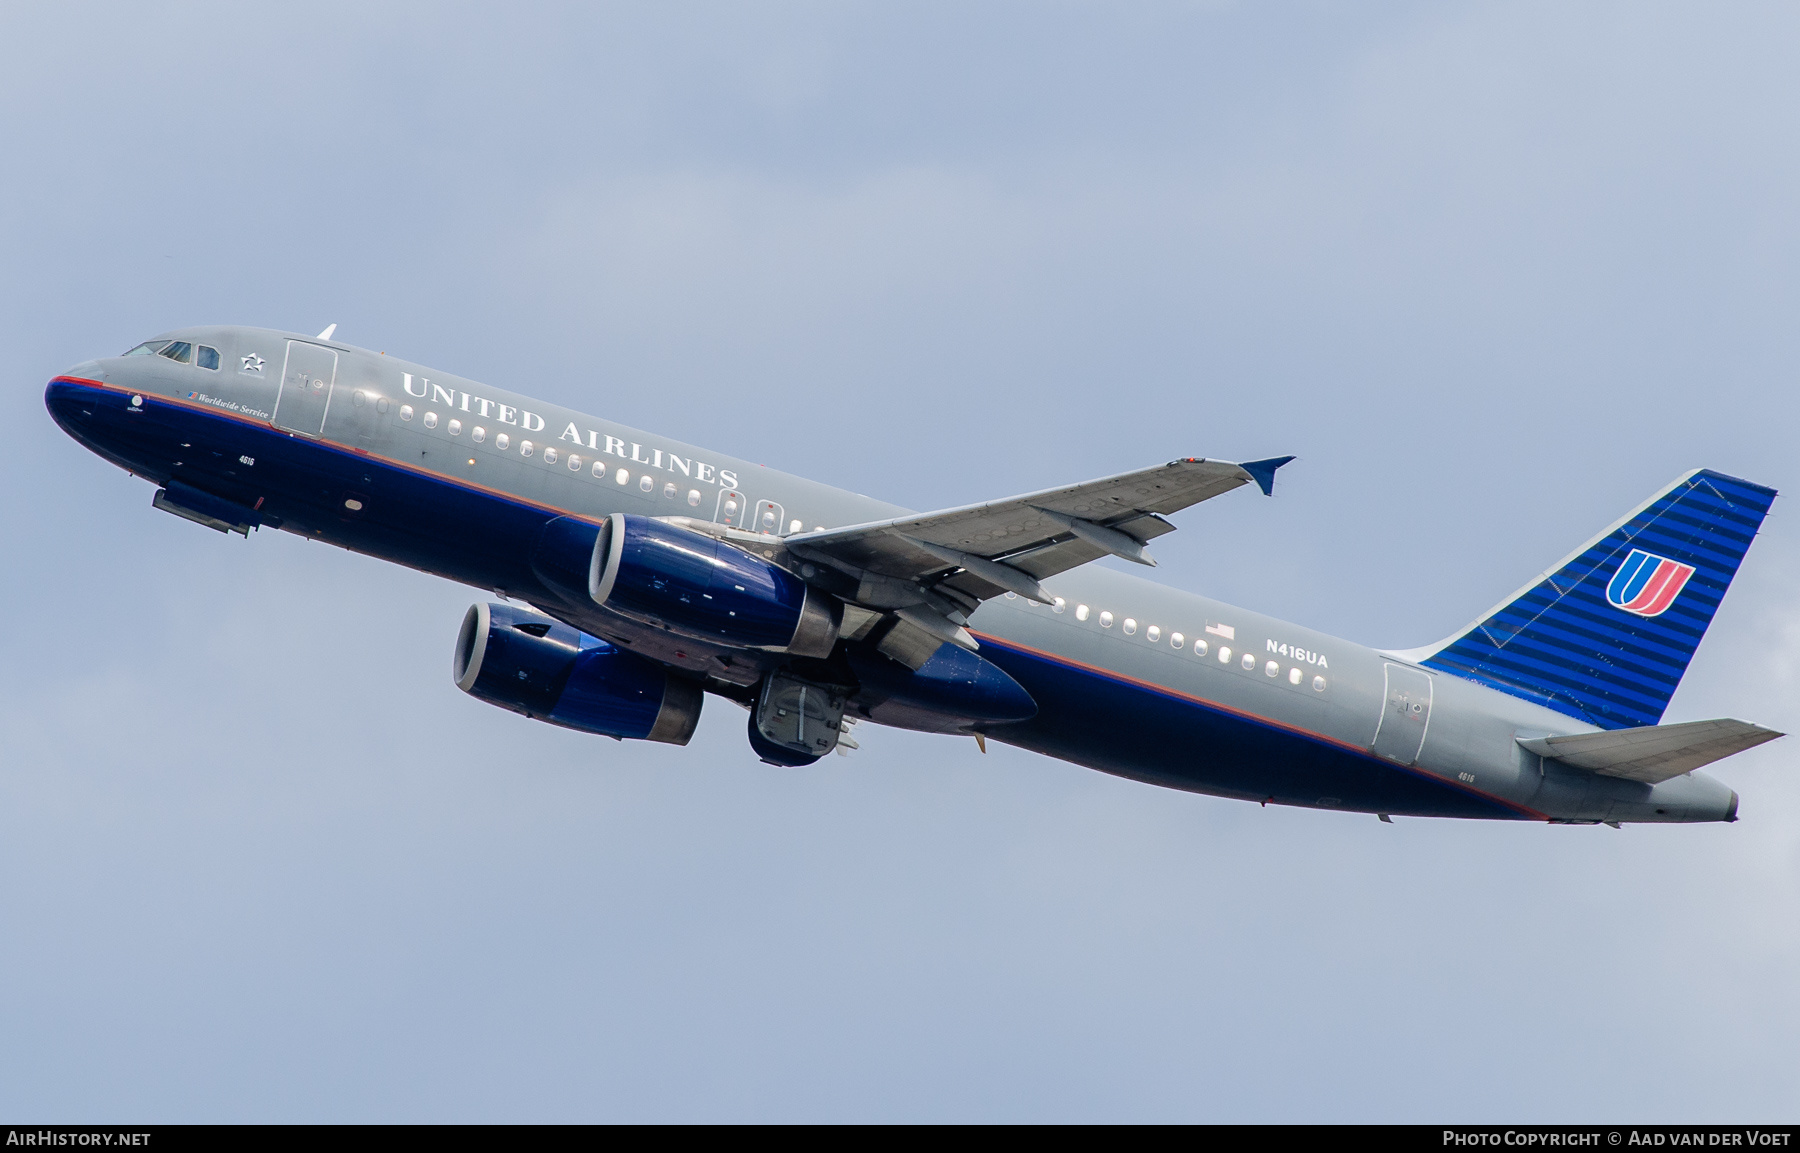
top-left (1405, 470), bottom-right (1776, 729)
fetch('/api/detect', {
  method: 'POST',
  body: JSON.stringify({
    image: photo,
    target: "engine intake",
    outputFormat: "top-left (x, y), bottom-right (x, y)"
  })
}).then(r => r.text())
top-left (582, 514), bottom-right (839, 657)
top-left (453, 601), bottom-right (701, 744)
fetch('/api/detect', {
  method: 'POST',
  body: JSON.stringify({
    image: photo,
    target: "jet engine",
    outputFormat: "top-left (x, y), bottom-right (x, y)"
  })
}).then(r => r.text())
top-left (453, 601), bottom-right (702, 744)
top-left (532, 514), bottom-right (840, 657)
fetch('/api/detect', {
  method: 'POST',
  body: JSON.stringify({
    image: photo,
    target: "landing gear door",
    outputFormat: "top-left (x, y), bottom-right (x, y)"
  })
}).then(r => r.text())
top-left (1372, 663), bottom-right (1433, 764)
top-left (273, 341), bottom-right (337, 437)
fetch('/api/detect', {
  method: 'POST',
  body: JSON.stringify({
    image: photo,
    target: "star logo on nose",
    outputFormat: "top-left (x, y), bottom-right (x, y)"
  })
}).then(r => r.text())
top-left (240, 353), bottom-right (264, 374)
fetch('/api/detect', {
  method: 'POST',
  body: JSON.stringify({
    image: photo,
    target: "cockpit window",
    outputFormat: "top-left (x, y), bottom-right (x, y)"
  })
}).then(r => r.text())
top-left (196, 345), bottom-right (220, 370)
top-left (157, 341), bottom-right (194, 364)
top-left (123, 341), bottom-right (170, 357)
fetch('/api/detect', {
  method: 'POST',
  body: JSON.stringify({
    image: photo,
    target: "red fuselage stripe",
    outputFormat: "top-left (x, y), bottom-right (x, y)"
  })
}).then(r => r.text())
top-left (970, 630), bottom-right (1548, 819)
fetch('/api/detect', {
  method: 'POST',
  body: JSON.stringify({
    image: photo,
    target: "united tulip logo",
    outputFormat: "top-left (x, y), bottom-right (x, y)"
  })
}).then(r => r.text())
top-left (1605, 549), bottom-right (1695, 618)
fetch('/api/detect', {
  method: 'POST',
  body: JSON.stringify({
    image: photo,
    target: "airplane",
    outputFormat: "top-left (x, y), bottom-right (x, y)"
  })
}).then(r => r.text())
top-left (44, 325), bottom-right (1784, 825)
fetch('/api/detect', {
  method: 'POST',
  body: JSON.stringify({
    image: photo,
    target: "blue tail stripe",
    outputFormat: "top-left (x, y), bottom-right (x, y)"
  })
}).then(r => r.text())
top-left (1421, 469), bottom-right (1775, 729)
top-left (1492, 602), bottom-right (1708, 663)
top-left (1478, 589), bottom-right (1716, 662)
top-left (1424, 661), bottom-right (1661, 727)
top-left (1450, 643), bottom-right (1674, 704)
top-left (1447, 641), bottom-right (1675, 703)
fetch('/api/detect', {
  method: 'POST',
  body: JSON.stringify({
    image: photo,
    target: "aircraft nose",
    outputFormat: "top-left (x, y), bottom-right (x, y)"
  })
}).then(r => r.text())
top-left (44, 369), bottom-right (113, 435)
top-left (45, 376), bottom-right (86, 428)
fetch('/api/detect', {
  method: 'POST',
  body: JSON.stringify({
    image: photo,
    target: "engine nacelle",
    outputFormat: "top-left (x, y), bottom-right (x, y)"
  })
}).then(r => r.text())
top-left (583, 514), bottom-right (840, 657)
top-left (452, 602), bottom-right (702, 744)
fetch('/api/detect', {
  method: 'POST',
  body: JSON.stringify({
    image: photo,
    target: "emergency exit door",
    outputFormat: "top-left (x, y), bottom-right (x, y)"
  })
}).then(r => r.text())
top-left (714, 487), bottom-right (746, 527)
top-left (1372, 663), bottom-right (1433, 764)
top-left (750, 499), bottom-right (786, 535)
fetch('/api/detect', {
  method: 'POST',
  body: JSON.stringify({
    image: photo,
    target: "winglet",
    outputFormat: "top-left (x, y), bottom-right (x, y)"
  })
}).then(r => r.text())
top-left (1238, 456), bottom-right (1295, 497)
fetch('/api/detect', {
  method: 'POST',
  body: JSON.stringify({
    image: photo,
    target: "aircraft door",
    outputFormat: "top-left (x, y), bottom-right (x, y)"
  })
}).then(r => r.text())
top-left (751, 499), bottom-right (785, 536)
top-left (1371, 663), bottom-right (1433, 764)
top-left (273, 341), bottom-right (338, 437)
top-left (714, 487), bottom-right (747, 527)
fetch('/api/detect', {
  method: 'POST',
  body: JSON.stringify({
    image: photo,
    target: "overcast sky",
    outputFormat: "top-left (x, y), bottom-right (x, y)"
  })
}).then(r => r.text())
top-left (3, 1), bottom-right (1798, 1121)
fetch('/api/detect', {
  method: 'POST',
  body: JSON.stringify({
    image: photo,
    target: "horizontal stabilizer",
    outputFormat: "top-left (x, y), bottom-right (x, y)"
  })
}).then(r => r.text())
top-left (1517, 719), bottom-right (1782, 784)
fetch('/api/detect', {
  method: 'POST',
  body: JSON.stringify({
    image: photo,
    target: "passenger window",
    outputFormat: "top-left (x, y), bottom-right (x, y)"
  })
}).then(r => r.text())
top-left (593, 461), bottom-right (608, 479)
top-left (1076, 605), bottom-right (1090, 621)
top-left (157, 341), bottom-right (194, 364)
top-left (1288, 668), bottom-right (1302, 685)
top-left (1099, 612), bottom-right (1114, 628)
top-left (520, 440), bottom-right (534, 457)
top-left (1265, 660), bottom-right (1279, 677)
top-left (471, 426), bottom-right (485, 443)
top-left (196, 345), bottom-right (220, 370)
top-left (1122, 618), bottom-right (1136, 635)
top-left (638, 475), bottom-right (654, 492)
top-left (1241, 653), bottom-right (1256, 670)
top-left (687, 489), bottom-right (701, 506)
top-left (1052, 597), bottom-right (1065, 614)
top-left (543, 447), bottom-right (558, 464)
top-left (122, 341), bottom-right (168, 357)
top-left (400, 405), bottom-right (414, 421)
top-left (494, 432), bottom-right (509, 449)
top-left (1195, 638), bottom-right (1208, 656)
top-left (568, 455), bottom-right (582, 471)
top-left (1218, 646), bottom-right (1231, 663)
top-left (1146, 625), bottom-right (1161, 642)
top-left (1313, 676), bottom-right (1327, 692)
top-left (665, 482), bottom-right (678, 499)
top-left (423, 412), bottom-right (438, 429)
top-left (1170, 632), bottom-right (1184, 648)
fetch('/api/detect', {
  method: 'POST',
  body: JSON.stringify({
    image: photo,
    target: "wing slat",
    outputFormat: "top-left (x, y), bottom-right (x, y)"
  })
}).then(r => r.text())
top-left (788, 458), bottom-right (1277, 595)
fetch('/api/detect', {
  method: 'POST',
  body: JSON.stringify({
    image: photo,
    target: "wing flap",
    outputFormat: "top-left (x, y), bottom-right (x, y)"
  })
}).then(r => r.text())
top-left (788, 458), bottom-right (1270, 587)
top-left (1518, 718), bottom-right (1782, 784)
top-left (780, 456), bottom-right (1287, 658)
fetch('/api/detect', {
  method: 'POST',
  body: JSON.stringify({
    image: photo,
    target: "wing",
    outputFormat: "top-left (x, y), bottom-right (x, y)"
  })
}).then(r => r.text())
top-left (784, 456), bottom-right (1291, 659)
top-left (1517, 718), bottom-right (1782, 785)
